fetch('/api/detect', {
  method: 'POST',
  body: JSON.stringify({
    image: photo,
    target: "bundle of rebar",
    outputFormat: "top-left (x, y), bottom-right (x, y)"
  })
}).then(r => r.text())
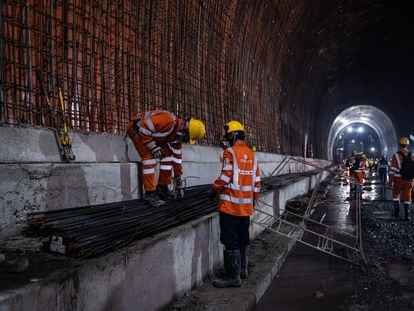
top-left (26, 185), bottom-right (216, 258)
top-left (25, 170), bottom-right (324, 258)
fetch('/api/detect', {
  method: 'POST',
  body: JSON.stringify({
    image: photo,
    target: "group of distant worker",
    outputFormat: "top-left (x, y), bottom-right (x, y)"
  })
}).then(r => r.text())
top-left (344, 137), bottom-right (414, 221)
top-left (127, 108), bottom-right (261, 288)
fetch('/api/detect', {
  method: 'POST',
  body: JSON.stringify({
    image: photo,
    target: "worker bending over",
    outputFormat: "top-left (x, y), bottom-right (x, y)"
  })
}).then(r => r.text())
top-left (127, 108), bottom-right (205, 207)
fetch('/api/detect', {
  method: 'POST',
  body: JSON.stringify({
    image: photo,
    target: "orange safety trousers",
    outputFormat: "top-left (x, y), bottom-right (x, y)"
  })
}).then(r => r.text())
top-left (392, 178), bottom-right (414, 204)
top-left (127, 119), bottom-right (177, 192)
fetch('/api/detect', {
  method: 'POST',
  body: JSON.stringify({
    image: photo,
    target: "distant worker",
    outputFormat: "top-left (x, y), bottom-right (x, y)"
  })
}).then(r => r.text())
top-left (127, 108), bottom-right (205, 207)
top-left (209, 120), bottom-right (261, 288)
top-left (378, 156), bottom-right (389, 185)
top-left (345, 150), bottom-right (357, 189)
top-left (389, 137), bottom-right (414, 220)
top-left (353, 153), bottom-right (367, 193)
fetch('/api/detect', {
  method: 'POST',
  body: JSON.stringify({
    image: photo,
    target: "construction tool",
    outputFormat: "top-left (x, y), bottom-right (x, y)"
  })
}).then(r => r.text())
top-left (56, 74), bottom-right (75, 162)
top-left (36, 69), bottom-right (63, 157)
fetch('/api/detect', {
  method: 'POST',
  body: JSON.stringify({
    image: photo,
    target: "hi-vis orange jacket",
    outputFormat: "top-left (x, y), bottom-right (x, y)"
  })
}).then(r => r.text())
top-left (389, 149), bottom-right (410, 183)
top-left (212, 141), bottom-right (261, 216)
top-left (127, 109), bottom-right (184, 191)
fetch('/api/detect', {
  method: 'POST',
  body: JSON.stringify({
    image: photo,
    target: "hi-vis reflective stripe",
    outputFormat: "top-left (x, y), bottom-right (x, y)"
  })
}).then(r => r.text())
top-left (167, 143), bottom-right (182, 154)
top-left (239, 170), bottom-right (253, 175)
top-left (143, 168), bottom-right (155, 174)
top-left (220, 174), bottom-right (231, 183)
top-left (142, 159), bottom-right (157, 165)
top-left (172, 157), bottom-right (182, 164)
top-left (219, 194), bottom-right (253, 204)
top-left (138, 110), bottom-right (176, 138)
top-left (255, 176), bottom-right (261, 182)
top-left (225, 184), bottom-right (253, 191)
top-left (223, 164), bottom-right (233, 170)
top-left (160, 165), bottom-right (172, 170)
top-left (253, 187), bottom-right (260, 192)
top-left (160, 157), bottom-right (172, 162)
top-left (394, 152), bottom-right (402, 170)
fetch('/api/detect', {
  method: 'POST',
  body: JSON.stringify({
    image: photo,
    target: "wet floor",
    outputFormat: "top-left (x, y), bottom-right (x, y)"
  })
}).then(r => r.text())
top-left (255, 174), bottom-right (394, 311)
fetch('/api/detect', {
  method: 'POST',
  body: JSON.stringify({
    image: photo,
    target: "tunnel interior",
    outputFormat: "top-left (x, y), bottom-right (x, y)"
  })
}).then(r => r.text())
top-left (1, 1), bottom-right (414, 159)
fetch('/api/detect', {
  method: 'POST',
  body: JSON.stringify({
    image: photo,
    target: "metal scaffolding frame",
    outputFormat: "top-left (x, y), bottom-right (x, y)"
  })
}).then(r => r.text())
top-left (254, 157), bottom-right (367, 264)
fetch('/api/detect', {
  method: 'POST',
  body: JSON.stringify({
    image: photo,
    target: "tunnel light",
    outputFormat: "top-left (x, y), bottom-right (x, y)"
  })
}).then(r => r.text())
top-left (357, 127), bottom-right (364, 133)
top-left (351, 139), bottom-right (355, 143)
top-left (370, 147), bottom-right (375, 152)
top-left (347, 127), bottom-right (354, 133)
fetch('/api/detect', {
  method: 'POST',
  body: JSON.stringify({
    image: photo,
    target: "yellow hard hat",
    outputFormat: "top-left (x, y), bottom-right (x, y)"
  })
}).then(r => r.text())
top-left (399, 137), bottom-right (409, 146)
top-left (352, 150), bottom-right (357, 155)
top-left (188, 118), bottom-right (206, 144)
top-left (361, 153), bottom-right (366, 159)
top-left (224, 120), bottom-right (245, 134)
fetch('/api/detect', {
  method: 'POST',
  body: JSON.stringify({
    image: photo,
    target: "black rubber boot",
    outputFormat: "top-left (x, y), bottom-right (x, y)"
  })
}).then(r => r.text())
top-left (404, 203), bottom-right (410, 221)
top-left (240, 246), bottom-right (249, 279)
top-left (213, 250), bottom-right (241, 288)
top-left (392, 201), bottom-right (400, 217)
top-left (156, 184), bottom-right (175, 200)
top-left (144, 191), bottom-right (166, 207)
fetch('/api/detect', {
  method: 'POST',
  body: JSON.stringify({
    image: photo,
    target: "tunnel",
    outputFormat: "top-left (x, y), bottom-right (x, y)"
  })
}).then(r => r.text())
top-left (1, 1), bottom-right (414, 310)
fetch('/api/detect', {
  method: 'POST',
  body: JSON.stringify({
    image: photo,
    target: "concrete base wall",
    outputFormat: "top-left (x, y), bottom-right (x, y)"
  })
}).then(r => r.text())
top-left (0, 175), bottom-right (328, 311)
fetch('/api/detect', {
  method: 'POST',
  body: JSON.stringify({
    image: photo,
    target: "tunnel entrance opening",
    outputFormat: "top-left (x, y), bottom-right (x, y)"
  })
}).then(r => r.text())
top-left (332, 123), bottom-right (382, 163)
top-left (327, 105), bottom-right (397, 162)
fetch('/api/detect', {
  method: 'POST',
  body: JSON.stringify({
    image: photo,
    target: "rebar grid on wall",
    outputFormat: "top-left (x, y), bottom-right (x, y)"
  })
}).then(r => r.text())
top-left (1, 0), bottom-right (289, 153)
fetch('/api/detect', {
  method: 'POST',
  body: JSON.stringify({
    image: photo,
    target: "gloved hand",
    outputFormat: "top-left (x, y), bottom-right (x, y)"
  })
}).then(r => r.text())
top-left (150, 145), bottom-right (163, 159)
top-left (208, 188), bottom-right (218, 201)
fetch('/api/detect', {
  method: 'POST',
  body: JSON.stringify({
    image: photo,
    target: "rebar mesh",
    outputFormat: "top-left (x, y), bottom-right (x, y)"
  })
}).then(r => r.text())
top-left (0, 0), bottom-right (289, 153)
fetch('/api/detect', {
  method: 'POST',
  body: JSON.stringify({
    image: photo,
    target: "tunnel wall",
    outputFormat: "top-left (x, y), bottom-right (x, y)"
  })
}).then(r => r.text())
top-left (1, 1), bottom-right (315, 156)
top-left (0, 127), bottom-right (330, 236)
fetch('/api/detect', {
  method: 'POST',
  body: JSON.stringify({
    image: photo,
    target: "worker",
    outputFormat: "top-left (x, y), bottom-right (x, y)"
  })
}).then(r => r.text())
top-left (345, 150), bottom-right (357, 190)
top-left (209, 120), bottom-right (261, 288)
top-left (353, 153), bottom-right (367, 194)
top-left (127, 108), bottom-right (205, 207)
top-left (389, 137), bottom-right (414, 220)
top-left (378, 156), bottom-right (389, 185)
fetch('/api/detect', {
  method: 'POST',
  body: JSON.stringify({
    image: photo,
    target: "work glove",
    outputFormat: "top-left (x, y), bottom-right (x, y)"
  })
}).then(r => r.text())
top-left (208, 188), bottom-right (218, 202)
top-left (150, 145), bottom-right (163, 159)
top-left (173, 176), bottom-right (184, 199)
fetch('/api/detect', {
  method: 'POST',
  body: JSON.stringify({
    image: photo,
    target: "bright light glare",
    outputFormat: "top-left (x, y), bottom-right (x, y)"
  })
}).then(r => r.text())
top-left (357, 127), bottom-right (364, 133)
top-left (351, 140), bottom-right (355, 143)
top-left (347, 127), bottom-right (354, 133)
top-left (370, 147), bottom-right (375, 152)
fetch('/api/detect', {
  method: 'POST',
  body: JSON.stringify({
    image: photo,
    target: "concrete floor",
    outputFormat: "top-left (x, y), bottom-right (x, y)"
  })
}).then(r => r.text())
top-left (256, 175), bottom-right (393, 310)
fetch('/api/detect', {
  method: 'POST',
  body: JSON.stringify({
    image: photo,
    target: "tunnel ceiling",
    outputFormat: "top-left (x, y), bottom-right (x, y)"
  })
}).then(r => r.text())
top-left (281, 0), bottom-right (414, 158)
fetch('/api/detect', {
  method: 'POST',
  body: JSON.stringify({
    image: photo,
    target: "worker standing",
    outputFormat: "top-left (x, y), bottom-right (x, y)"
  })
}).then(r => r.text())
top-left (127, 108), bottom-right (205, 207)
top-left (209, 121), bottom-right (261, 288)
top-left (353, 153), bottom-right (367, 194)
top-left (389, 137), bottom-right (414, 220)
top-left (378, 156), bottom-right (389, 185)
top-left (345, 150), bottom-right (357, 190)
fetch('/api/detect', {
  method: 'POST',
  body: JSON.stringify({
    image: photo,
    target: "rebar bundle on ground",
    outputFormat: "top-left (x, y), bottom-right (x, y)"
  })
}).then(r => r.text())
top-left (25, 171), bottom-right (321, 258)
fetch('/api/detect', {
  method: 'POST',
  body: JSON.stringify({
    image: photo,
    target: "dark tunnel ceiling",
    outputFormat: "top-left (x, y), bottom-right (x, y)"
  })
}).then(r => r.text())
top-left (282, 0), bottom-right (414, 158)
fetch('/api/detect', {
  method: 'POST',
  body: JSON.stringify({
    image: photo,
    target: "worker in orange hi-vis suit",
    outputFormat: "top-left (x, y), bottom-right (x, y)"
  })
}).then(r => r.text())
top-left (389, 137), bottom-right (414, 220)
top-left (354, 153), bottom-right (367, 189)
top-left (208, 120), bottom-right (261, 288)
top-left (127, 108), bottom-right (205, 207)
top-left (345, 150), bottom-right (357, 190)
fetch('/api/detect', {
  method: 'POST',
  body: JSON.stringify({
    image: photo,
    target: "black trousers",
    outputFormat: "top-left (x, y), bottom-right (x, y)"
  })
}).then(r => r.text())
top-left (219, 211), bottom-right (250, 250)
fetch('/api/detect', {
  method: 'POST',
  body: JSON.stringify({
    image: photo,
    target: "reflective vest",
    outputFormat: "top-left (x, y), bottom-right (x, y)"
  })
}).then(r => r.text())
top-left (213, 141), bottom-right (261, 216)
